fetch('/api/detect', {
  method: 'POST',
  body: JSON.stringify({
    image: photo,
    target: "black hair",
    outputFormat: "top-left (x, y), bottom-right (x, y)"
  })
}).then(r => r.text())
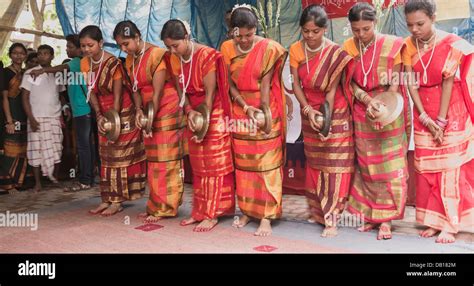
top-left (348, 2), bottom-right (377, 22)
top-left (37, 44), bottom-right (54, 56)
top-left (79, 25), bottom-right (103, 42)
top-left (300, 4), bottom-right (328, 28)
top-left (161, 19), bottom-right (188, 41)
top-left (113, 20), bottom-right (142, 40)
top-left (404, 0), bottom-right (436, 17)
top-left (230, 8), bottom-right (258, 29)
top-left (8, 43), bottom-right (27, 56)
top-left (26, 52), bottom-right (38, 63)
top-left (225, 9), bottom-right (232, 15)
top-left (65, 34), bottom-right (80, 48)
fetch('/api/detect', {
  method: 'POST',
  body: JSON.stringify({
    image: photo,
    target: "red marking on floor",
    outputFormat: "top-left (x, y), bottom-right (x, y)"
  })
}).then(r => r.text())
top-left (253, 245), bottom-right (278, 252)
top-left (135, 224), bottom-right (164, 232)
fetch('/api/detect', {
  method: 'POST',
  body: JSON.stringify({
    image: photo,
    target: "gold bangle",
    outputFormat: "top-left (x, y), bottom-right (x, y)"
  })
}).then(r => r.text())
top-left (243, 104), bottom-right (249, 114)
top-left (233, 94), bottom-right (242, 102)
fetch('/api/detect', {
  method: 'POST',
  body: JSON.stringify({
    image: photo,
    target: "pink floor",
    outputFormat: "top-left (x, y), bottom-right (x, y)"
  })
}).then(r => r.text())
top-left (0, 201), bottom-right (347, 253)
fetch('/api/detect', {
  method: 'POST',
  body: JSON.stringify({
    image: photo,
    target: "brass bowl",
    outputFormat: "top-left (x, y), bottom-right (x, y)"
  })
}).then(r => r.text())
top-left (257, 104), bottom-right (272, 134)
top-left (366, 91), bottom-right (404, 127)
top-left (103, 109), bottom-right (121, 142)
top-left (139, 101), bottom-right (154, 134)
top-left (193, 103), bottom-right (210, 141)
top-left (309, 101), bottom-right (331, 137)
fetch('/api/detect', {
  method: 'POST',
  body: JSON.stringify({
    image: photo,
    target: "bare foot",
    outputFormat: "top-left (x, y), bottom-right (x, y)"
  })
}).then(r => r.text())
top-left (48, 175), bottom-right (59, 185)
top-left (143, 215), bottom-right (163, 224)
top-left (100, 203), bottom-right (123, 217)
top-left (180, 217), bottom-right (198, 226)
top-left (321, 226), bottom-right (338, 238)
top-left (137, 212), bottom-right (149, 219)
top-left (194, 219), bottom-right (218, 232)
top-left (420, 227), bottom-right (439, 238)
top-left (435, 231), bottom-right (456, 244)
top-left (32, 184), bottom-right (42, 193)
top-left (255, 219), bottom-right (272, 237)
top-left (232, 215), bottom-right (251, 228)
top-left (9, 188), bottom-right (19, 195)
top-left (377, 222), bottom-right (392, 240)
top-left (358, 222), bottom-right (379, 232)
top-left (89, 202), bottom-right (110, 215)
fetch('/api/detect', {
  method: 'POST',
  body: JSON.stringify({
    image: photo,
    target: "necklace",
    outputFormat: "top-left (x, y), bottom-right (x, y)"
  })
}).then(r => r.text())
top-left (416, 30), bottom-right (437, 85)
top-left (179, 41), bottom-right (194, 107)
top-left (304, 38), bottom-right (326, 74)
top-left (87, 50), bottom-right (105, 103)
top-left (419, 30), bottom-right (436, 50)
top-left (305, 40), bottom-right (325, 53)
top-left (91, 51), bottom-right (104, 64)
top-left (360, 37), bottom-right (376, 54)
top-left (180, 42), bottom-right (194, 64)
top-left (358, 35), bottom-right (377, 87)
top-left (237, 40), bottom-right (255, 54)
top-left (132, 41), bottom-right (146, 92)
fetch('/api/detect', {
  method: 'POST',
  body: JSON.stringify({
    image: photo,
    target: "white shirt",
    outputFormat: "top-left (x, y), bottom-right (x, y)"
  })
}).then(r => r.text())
top-left (21, 66), bottom-right (66, 118)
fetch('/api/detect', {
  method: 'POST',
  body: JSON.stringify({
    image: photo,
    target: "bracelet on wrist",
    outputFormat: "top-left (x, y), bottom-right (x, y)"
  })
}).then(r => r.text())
top-left (436, 118), bottom-right (448, 129)
top-left (418, 111), bottom-right (433, 127)
top-left (233, 95), bottom-right (242, 102)
top-left (243, 104), bottom-right (249, 114)
top-left (302, 105), bottom-right (313, 116)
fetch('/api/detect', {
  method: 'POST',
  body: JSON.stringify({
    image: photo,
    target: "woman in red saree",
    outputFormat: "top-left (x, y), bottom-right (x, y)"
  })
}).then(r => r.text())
top-left (290, 5), bottom-right (354, 237)
top-left (114, 21), bottom-right (186, 223)
top-left (221, 6), bottom-right (287, 236)
top-left (403, 0), bottom-right (474, 243)
top-left (79, 26), bottom-right (146, 216)
top-left (343, 3), bottom-right (410, 240)
top-left (162, 19), bottom-right (235, 232)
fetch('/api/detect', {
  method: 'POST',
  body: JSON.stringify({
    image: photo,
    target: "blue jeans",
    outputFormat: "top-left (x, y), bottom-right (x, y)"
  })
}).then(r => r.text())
top-left (74, 114), bottom-right (95, 185)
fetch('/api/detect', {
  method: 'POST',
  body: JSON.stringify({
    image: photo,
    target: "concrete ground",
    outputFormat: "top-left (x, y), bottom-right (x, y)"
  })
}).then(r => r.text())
top-left (0, 182), bottom-right (472, 253)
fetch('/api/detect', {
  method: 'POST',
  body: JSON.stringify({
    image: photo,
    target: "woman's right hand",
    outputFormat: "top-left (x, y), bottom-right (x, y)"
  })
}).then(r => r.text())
top-left (187, 109), bottom-right (200, 132)
top-left (97, 115), bottom-right (107, 134)
top-left (308, 108), bottom-right (323, 131)
top-left (246, 106), bottom-right (263, 124)
top-left (135, 108), bottom-right (144, 129)
top-left (5, 122), bottom-right (15, 134)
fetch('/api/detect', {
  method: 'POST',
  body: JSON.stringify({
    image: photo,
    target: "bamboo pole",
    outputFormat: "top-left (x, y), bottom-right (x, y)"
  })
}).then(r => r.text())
top-left (0, 24), bottom-right (65, 40)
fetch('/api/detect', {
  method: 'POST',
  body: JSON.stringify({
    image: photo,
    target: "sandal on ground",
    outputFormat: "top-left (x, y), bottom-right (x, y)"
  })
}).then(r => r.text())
top-left (64, 182), bottom-right (91, 192)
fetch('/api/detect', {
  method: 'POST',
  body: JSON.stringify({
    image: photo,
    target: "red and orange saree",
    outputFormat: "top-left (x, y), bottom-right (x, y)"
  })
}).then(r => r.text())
top-left (81, 56), bottom-right (146, 203)
top-left (221, 38), bottom-right (287, 220)
top-left (343, 34), bottom-right (409, 223)
top-left (125, 46), bottom-right (186, 218)
top-left (402, 30), bottom-right (474, 234)
top-left (290, 39), bottom-right (354, 226)
top-left (170, 46), bottom-right (235, 221)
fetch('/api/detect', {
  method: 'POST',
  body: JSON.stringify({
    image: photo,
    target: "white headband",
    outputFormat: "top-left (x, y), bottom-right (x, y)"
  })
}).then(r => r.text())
top-left (231, 3), bottom-right (253, 16)
top-left (176, 18), bottom-right (192, 36)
